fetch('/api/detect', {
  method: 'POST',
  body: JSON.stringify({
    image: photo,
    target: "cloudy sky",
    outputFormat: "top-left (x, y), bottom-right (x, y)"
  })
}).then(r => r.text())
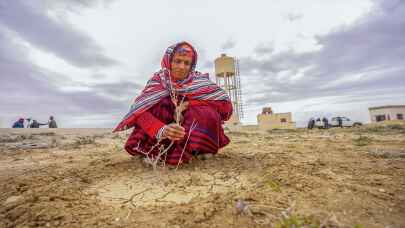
top-left (1, 0), bottom-right (404, 128)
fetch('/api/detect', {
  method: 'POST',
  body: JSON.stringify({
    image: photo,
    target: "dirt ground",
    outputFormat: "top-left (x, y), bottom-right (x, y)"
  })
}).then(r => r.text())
top-left (0, 122), bottom-right (404, 228)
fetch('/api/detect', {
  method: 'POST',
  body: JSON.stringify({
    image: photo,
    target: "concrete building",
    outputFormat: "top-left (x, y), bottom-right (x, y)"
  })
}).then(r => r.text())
top-left (369, 105), bottom-right (405, 122)
top-left (214, 54), bottom-right (243, 127)
top-left (257, 107), bottom-right (295, 130)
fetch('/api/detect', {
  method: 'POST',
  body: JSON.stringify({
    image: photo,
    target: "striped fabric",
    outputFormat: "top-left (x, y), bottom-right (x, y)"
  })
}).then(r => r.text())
top-left (114, 42), bottom-right (230, 132)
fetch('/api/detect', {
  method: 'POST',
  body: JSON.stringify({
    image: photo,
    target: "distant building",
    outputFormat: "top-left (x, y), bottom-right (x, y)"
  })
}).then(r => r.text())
top-left (368, 105), bottom-right (405, 122)
top-left (257, 107), bottom-right (295, 130)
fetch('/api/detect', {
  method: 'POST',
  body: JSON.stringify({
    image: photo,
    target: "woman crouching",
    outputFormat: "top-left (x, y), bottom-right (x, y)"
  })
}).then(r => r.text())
top-left (114, 42), bottom-right (232, 167)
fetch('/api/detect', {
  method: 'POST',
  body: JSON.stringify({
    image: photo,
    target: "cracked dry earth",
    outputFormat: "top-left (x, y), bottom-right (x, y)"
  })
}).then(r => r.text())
top-left (0, 124), bottom-right (404, 228)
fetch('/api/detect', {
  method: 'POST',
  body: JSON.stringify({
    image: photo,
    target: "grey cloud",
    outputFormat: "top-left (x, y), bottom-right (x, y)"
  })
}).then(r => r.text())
top-left (241, 50), bottom-right (314, 75)
top-left (0, 28), bottom-right (126, 127)
top-left (90, 73), bottom-right (108, 80)
top-left (89, 81), bottom-right (144, 99)
top-left (220, 39), bottom-right (236, 51)
top-left (253, 42), bottom-right (275, 56)
top-left (241, 0), bottom-right (405, 108)
top-left (285, 13), bottom-right (303, 22)
top-left (0, 1), bottom-right (118, 68)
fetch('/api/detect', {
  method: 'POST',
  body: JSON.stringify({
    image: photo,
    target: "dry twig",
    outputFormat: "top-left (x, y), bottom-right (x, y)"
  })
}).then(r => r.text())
top-left (132, 83), bottom-right (197, 170)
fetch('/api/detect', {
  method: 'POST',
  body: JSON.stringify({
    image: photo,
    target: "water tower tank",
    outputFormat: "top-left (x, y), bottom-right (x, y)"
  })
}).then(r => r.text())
top-left (215, 54), bottom-right (235, 77)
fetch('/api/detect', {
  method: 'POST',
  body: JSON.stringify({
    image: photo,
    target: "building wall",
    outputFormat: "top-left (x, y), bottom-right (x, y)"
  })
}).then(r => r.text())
top-left (257, 112), bottom-right (295, 130)
top-left (369, 106), bottom-right (405, 123)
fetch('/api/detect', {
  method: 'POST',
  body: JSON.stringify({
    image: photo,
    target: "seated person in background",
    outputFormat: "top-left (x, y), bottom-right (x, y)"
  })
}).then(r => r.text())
top-left (29, 120), bottom-right (47, 128)
top-left (114, 42), bottom-right (233, 166)
top-left (12, 118), bottom-right (25, 128)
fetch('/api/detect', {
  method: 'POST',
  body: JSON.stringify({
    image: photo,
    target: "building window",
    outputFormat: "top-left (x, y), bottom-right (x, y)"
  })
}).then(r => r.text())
top-left (280, 118), bottom-right (287, 123)
top-left (375, 115), bottom-right (386, 122)
top-left (397, 113), bottom-right (404, 120)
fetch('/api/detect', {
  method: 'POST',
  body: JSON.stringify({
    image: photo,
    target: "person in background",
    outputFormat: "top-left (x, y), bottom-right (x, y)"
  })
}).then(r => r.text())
top-left (12, 118), bottom-right (25, 128)
top-left (48, 116), bottom-right (58, 128)
top-left (322, 117), bottom-right (329, 129)
top-left (29, 120), bottom-right (48, 128)
top-left (315, 118), bottom-right (323, 129)
top-left (307, 117), bottom-right (315, 129)
top-left (337, 117), bottom-right (343, 128)
top-left (25, 118), bottom-right (31, 128)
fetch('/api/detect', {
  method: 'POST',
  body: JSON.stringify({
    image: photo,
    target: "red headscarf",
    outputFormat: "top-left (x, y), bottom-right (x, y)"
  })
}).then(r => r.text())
top-left (175, 43), bottom-right (195, 58)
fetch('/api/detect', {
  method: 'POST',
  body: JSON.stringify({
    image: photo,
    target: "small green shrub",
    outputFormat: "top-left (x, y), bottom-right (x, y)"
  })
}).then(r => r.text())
top-left (353, 135), bottom-right (372, 146)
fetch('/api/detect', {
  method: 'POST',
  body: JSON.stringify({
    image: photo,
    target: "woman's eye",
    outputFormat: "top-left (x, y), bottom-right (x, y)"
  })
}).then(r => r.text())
top-left (173, 59), bottom-right (191, 66)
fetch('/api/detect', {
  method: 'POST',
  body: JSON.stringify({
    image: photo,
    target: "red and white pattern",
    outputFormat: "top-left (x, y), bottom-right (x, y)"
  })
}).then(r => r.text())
top-left (114, 41), bottom-right (230, 132)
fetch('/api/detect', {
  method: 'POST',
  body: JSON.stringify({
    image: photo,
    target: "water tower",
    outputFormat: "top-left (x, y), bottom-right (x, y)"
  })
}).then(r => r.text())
top-left (214, 54), bottom-right (243, 125)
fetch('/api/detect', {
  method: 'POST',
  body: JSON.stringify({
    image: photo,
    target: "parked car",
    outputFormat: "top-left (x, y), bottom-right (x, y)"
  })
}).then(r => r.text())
top-left (330, 116), bottom-right (362, 127)
top-left (314, 118), bottom-right (324, 128)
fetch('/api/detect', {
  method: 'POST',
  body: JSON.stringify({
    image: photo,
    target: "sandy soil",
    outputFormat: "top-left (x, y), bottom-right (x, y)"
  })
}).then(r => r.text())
top-left (0, 123), bottom-right (404, 227)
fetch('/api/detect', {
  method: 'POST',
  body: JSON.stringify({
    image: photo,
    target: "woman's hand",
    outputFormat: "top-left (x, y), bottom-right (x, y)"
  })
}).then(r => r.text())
top-left (162, 123), bottom-right (185, 141)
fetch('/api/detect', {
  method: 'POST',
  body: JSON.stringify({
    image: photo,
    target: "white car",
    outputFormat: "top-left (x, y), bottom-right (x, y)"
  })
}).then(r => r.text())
top-left (330, 116), bottom-right (362, 127)
top-left (314, 119), bottom-right (324, 128)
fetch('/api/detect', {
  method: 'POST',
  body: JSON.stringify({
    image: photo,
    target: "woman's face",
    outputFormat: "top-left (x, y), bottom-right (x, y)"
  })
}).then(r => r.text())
top-left (171, 52), bottom-right (192, 80)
